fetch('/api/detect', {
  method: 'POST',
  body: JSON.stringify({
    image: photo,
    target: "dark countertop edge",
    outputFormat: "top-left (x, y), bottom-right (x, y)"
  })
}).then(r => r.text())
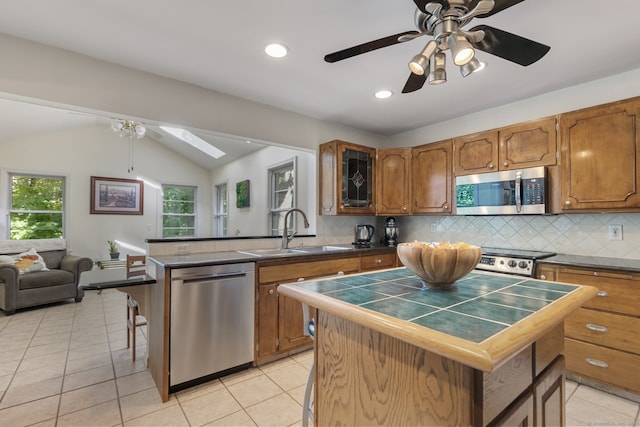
top-left (79, 276), bottom-right (156, 290)
top-left (148, 244), bottom-right (396, 268)
top-left (539, 254), bottom-right (640, 274)
top-left (146, 235), bottom-right (317, 244)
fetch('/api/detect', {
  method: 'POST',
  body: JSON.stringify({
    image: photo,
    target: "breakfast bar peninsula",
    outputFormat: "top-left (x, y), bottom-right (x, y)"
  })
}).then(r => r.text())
top-left (278, 268), bottom-right (597, 426)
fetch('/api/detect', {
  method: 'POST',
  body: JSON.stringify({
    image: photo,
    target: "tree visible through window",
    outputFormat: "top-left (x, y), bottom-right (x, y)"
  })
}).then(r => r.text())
top-left (9, 174), bottom-right (65, 239)
top-left (162, 185), bottom-right (196, 237)
top-left (269, 160), bottom-right (295, 236)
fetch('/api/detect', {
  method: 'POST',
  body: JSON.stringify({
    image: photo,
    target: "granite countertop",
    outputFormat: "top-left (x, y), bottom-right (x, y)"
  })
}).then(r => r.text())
top-left (148, 244), bottom-right (395, 268)
top-left (278, 267), bottom-right (598, 372)
top-left (540, 254), bottom-right (640, 273)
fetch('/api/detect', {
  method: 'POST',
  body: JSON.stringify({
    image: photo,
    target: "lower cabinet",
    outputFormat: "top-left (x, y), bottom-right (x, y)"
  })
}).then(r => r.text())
top-left (537, 263), bottom-right (640, 395)
top-left (255, 251), bottom-right (399, 363)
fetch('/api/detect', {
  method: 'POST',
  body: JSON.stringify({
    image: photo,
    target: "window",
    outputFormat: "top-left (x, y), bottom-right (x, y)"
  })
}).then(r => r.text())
top-left (268, 160), bottom-right (296, 236)
top-left (214, 183), bottom-right (228, 237)
top-left (162, 185), bottom-right (196, 238)
top-left (8, 173), bottom-right (65, 239)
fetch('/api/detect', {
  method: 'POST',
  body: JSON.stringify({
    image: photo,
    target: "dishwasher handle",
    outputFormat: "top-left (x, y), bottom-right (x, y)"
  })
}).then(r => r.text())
top-left (178, 271), bottom-right (249, 284)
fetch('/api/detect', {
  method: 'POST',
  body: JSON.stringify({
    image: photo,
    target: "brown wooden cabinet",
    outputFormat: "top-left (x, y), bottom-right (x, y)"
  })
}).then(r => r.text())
top-left (537, 263), bottom-right (640, 395)
top-left (454, 117), bottom-right (557, 176)
top-left (360, 252), bottom-right (397, 271)
top-left (255, 255), bottom-right (361, 362)
top-left (559, 98), bottom-right (640, 211)
top-left (376, 148), bottom-right (411, 215)
top-left (319, 140), bottom-right (376, 215)
top-left (411, 139), bottom-right (453, 214)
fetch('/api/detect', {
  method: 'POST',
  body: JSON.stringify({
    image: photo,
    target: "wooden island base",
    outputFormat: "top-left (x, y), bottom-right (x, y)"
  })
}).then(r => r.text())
top-left (315, 311), bottom-right (565, 426)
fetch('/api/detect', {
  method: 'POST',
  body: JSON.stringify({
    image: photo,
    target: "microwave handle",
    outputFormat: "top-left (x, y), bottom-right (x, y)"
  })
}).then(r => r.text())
top-left (515, 171), bottom-right (522, 213)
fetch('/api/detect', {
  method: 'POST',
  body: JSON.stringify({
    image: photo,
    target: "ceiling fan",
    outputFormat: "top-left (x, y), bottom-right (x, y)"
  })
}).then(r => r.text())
top-left (324, 0), bottom-right (550, 93)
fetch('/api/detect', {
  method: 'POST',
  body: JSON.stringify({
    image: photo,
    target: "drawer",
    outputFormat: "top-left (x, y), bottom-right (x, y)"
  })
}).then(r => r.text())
top-left (565, 308), bottom-right (640, 354)
top-left (564, 338), bottom-right (640, 395)
top-left (557, 268), bottom-right (640, 316)
top-left (360, 253), bottom-right (396, 271)
top-left (258, 256), bottom-right (360, 284)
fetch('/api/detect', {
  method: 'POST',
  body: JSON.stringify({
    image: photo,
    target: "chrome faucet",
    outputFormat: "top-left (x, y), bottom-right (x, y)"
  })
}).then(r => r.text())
top-left (282, 208), bottom-right (310, 249)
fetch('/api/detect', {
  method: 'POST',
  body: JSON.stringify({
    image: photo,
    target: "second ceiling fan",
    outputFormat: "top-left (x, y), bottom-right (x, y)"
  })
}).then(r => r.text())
top-left (324, 0), bottom-right (551, 93)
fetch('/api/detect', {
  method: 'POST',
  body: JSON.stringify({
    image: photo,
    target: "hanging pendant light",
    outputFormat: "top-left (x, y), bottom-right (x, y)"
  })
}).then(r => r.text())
top-left (111, 119), bottom-right (146, 173)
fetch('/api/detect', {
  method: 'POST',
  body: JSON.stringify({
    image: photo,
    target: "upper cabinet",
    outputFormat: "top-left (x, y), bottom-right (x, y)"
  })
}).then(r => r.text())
top-left (454, 117), bottom-right (557, 176)
top-left (376, 148), bottom-right (412, 215)
top-left (319, 140), bottom-right (376, 215)
top-left (560, 98), bottom-right (640, 211)
top-left (411, 140), bottom-right (453, 214)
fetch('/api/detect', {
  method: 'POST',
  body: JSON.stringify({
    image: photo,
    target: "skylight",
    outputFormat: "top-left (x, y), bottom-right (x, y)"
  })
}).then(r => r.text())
top-left (160, 126), bottom-right (226, 159)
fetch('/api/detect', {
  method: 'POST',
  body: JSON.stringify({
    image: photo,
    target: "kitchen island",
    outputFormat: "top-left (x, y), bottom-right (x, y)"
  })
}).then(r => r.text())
top-left (278, 268), bottom-right (598, 426)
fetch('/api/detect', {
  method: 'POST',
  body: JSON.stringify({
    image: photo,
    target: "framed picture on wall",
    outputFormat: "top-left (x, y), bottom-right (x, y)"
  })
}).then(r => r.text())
top-left (90, 176), bottom-right (144, 215)
top-left (236, 179), bottom-right (250, 208)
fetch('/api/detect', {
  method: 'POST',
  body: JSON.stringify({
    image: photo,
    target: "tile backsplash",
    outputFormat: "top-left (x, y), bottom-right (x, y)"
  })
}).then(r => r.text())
top-left (396, 213), bottom-right (640, 260)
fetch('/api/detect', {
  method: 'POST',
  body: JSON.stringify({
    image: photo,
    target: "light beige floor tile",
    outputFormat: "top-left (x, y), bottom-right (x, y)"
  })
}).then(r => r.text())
top-left (219, 366), bottom-right (264, 387)
top-left (62, 364), bottom-right (114, 392)
top-left (573, 385), bottom-right (639, 417)
top-left (227, 375), bottom-right (283, 408)
top-left (27, 418), bottom-right (57, 427)
top-left (244, 393), bottom-right (302, 427)
top-left (259, 357), bottom-right (300, 374)
top-left (116, 370), bottom-right (155, 397)
top-left (567, 394), bottom-right (636, 426)
top-left (0, 373), bottom-right (12, 393)
top-left (0, 395), bottom-right (59, 427)
top-left (59, 379), bottom-right (118, 416)
top-left (287, 384), bottom-right (307, 406)
top-left (264, 363), bottom-right (309, 392)
top-left (0, 376), bottom-right (62, 409)
top-left (112, 354), bottom-right (148, 378)
top-left (181, 387), bottom-right (243, 426)
top-left (11, 364), bottom-right (65, 387)
top-left (124, 404), bottom-right (189, 426)
top-left (67, 341), bottom-right (111, 361)
top-left (0, 337), bottom-right (30, 354)
top-left (64, 351), bottom-right (112, 375)
top-left (0, 359), bottom-right (19, 377)
top-left (204, 409), bottom-right (257, 426)
top-left (56, 398), bottom-right (122, 427)
top-left (17, 350), bottom-right (67, 374)
top-left (119, 386), bottom-right (176, 422)
top-left (174, 378), bottom-right (224, 403)
top-left (565, 379), bottom-right (579, 401)
top-left (30, 331), bottom-right (71, 347)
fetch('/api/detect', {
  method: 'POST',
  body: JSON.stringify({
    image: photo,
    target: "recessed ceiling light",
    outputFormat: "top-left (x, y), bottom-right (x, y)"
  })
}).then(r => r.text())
top-left (374, 90), bottom-right (393, 99)
top-left (265, 43), bottom-right (288, 58)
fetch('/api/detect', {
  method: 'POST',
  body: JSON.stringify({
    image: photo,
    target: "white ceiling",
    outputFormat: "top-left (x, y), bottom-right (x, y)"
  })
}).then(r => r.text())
top-left (1, 0), bottom-right (640, 138)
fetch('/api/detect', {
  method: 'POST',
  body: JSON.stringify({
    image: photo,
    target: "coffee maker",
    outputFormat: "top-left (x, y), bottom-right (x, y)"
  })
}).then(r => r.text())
top-left (383, 217), bottom-right (399, 247)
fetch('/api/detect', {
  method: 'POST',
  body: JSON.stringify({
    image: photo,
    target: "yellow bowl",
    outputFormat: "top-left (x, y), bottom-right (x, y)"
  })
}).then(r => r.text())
top-left (397, 242), bottom-right (481, 290)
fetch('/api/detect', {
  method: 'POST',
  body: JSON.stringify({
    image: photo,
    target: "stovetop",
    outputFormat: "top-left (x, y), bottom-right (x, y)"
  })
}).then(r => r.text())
top-left (481, 247), bottom-right (556, 260)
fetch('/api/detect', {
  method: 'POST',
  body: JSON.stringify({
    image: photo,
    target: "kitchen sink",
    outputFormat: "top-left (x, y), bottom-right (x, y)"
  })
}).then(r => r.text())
top-left (237, 245), bottom-right (351, 257)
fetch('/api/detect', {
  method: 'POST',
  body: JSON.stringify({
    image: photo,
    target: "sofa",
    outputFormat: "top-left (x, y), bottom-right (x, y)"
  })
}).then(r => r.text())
top-left (0, 238), bottom-right (93, 315)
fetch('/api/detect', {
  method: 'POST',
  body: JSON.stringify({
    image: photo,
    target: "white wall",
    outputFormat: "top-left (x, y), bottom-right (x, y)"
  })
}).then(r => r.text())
top-left (210, 145), bottom-right (316, 236)
top-left (0, 126), bottom-right (211, 259)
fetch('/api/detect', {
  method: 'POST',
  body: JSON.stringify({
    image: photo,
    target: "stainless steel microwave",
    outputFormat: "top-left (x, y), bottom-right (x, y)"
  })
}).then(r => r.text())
top-left (455, 166), bottom-right (548, 215)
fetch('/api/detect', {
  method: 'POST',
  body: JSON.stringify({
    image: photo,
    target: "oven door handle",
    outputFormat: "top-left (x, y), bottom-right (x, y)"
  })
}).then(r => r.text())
top-left (515, 170), bottom-right (522, 213)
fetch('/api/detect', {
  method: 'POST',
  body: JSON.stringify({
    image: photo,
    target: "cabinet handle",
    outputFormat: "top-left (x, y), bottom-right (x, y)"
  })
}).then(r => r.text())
top-left (375, 259), bottom-right (382, 264)
top-left (539, 274), bottom-right (547, 280)
top-left (488, 163), bottom-right (494, 169)
top-left (298, 278), bottom-right (305, 282)
top-left (597, 290), bottom-right (608, 297)
top-left (443, 204), bottom-right (448, 210)
top-left (337, 271), bottom-right (344, 276)
top-left (586, 323), bottom-right (608, 333)
top-left (269, 289), bottom-right (274, 295)
top-left (503, 162), bottom-right (508, 168)
top-left (593, 272), bottom-right (599, 277)
top-left (564, 200), bottom-right (571, 206)
top-left (586, 358), bottom-right (609, 368)
top-left (402, 206), bottom-right (407, 212)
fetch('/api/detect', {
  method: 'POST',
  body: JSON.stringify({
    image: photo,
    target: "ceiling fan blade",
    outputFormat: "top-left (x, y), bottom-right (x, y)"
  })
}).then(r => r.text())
top-left (469, 25), bottom-right (550, 66)
top-left (402, 73), bottom-right (427, 93)
top-left (324, 31), bottom-right (420, 63)
top-left (413, 0), bottom-right (449, 13)
top-left (468, 0), bottom-right (526, 18)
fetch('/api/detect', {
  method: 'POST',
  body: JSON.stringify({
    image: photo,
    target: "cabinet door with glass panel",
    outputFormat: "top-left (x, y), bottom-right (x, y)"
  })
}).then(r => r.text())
top-left (319, 140), bottom-right (376, 215)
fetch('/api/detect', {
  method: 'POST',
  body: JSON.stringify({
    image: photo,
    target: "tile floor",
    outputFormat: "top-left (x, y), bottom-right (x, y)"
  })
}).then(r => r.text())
top-left (0, 289), bottom-right (638, 427)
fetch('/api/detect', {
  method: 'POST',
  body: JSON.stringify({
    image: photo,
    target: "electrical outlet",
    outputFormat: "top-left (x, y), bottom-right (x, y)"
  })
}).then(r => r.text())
top-left (608, 225), bottom-right (623, 241)
top-left (431, 224), bottom-right (437, 232)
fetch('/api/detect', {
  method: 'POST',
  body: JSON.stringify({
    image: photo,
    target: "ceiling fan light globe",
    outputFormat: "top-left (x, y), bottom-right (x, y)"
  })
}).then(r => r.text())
top-left (454, 47), bottom-right (475, 65)
top-left (450, 33), bottom-right (475, 66)
top-left (428, 70), bottom-right (447, 85)
top-left (460, 57), bottom-right (486, 77)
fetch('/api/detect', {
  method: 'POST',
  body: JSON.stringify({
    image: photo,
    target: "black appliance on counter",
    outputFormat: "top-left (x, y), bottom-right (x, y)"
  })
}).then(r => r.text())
top-left (475, 247), bottom-right (556, 277)
top-left (383, 217), bottom-right (399, 247)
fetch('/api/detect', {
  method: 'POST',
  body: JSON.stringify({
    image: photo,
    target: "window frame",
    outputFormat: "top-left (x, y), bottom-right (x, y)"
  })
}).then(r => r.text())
top-left (214, 181), bottom-right (228, 237)
top-left (267, 157), bottom-right (297, 236)
top-left (161, 183), bottom-right (197, 238)
top-left (4, 171), bottom-right (67, 240)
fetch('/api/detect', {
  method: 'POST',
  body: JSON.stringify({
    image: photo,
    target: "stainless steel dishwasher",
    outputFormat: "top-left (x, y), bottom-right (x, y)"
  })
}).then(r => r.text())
top-left (169, 262), bottom-right (255, 390)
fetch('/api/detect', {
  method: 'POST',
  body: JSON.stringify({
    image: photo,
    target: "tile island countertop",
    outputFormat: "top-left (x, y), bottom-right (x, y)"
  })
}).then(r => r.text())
top-left (278, 267), bottom-right (598, 372)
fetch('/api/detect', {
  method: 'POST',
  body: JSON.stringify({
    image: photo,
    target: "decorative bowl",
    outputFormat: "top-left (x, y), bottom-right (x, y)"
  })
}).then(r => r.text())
top-left (397, 241), bottom-right (482, 290)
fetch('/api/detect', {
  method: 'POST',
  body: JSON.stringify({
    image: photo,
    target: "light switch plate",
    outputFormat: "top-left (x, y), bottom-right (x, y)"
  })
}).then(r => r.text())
top-left (608, 225), bottom-right (623, 241)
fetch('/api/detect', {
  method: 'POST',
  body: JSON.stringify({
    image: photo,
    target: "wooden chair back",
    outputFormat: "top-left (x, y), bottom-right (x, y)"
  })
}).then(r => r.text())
top-left (126, 255), bottom-right (147, 278)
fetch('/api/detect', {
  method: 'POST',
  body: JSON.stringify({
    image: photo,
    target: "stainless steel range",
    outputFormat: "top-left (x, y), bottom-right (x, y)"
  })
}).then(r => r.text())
top-left (475, 247), bottom-right (556, 277)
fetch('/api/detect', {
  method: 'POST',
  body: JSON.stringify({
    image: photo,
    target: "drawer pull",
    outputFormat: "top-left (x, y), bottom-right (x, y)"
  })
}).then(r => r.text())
top-left (597, 291), bottom-right (608, 297)
top-left (586, 358), bottom-right (609, 368)
top-left (375, 259), bottom-right (382, 264)
top-left (586, 323), bottom-right (608, 333)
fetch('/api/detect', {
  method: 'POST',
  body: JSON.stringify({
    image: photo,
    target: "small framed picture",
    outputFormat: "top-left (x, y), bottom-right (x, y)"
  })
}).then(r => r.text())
top-left (236, 179), bottom-right (250, 208)
top-left (90, 176), bottom-right (144, 215)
